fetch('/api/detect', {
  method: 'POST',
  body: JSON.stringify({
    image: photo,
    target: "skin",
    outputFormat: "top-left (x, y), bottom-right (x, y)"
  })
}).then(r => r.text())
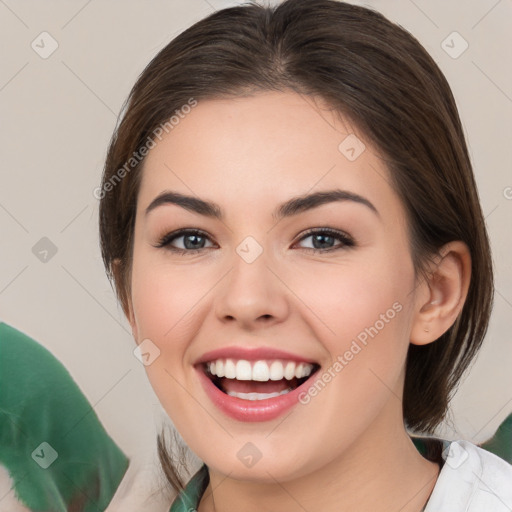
top-left (122, 91), bottom-right (471, 512)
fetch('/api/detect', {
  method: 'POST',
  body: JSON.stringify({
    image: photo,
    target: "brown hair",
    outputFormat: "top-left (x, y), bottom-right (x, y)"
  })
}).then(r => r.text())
top-left (98, 0), bottom-right (493, 493)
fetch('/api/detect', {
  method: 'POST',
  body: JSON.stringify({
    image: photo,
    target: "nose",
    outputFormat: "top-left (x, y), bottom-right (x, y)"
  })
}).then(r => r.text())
top-left (214, 247), bottom-right (290, 330)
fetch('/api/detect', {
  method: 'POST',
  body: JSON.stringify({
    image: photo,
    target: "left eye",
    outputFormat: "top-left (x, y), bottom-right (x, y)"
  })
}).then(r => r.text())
top-left (294, 228), bottom-right (354, 252)
top-left (154, 228), bottom-right (354, 254)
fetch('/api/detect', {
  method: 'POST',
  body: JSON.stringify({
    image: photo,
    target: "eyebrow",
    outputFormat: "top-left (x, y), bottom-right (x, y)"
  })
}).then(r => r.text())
top-left (144, 188), bottom-right (379, 221)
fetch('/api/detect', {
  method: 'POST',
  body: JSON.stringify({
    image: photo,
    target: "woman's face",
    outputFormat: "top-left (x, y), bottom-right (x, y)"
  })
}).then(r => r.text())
top-left (127, 91), bottom-right (423, 481)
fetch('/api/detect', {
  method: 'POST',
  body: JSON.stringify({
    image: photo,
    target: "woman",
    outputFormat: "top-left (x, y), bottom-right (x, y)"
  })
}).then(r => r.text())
top-left (1, 0), bottom-right (510, 511)
top-left (97, 0), bottom-right (512, 510)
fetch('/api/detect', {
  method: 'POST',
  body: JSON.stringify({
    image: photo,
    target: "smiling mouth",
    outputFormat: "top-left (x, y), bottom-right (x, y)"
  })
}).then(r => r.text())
top-left (202, 358), bottom-right (320, 400)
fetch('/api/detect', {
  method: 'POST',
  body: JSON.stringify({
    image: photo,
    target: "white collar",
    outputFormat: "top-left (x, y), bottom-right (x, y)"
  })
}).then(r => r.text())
top-left (425, 440), bottom-right (512, 511)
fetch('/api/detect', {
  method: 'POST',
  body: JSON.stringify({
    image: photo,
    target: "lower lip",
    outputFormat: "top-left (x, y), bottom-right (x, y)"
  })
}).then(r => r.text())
top-left (196, 366), bottom-right (315, 422)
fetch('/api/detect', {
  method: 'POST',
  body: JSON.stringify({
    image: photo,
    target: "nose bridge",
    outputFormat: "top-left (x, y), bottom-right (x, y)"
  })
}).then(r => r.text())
top-left (214, 234), bottom-right (289, 326)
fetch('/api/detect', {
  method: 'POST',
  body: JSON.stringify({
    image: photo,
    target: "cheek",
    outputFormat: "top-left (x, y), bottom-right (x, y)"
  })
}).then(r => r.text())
top-left (129, 254), bottom-right (211, 416)
top-left (291, 260), bottom-right (413, 433)
top-left (288, 249), bottom-right (414, 405)
top-left (130, 252), bottom-right (212, 342)
top-left (293, 255), bottom-right (410, 341)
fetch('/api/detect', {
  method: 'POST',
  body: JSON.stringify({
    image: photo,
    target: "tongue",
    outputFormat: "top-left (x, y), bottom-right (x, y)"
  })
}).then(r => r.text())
top-left (220, 377), bottom-right (297, 394)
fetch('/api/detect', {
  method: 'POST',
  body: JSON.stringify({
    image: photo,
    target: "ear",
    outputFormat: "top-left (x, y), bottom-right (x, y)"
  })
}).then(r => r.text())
top-left (112, 258), bottom-right (139, 342)
top-left (410, 241), bottom-right (471, 346)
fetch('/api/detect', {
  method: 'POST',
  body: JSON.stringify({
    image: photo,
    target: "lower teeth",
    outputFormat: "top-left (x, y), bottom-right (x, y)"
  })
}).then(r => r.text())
top-left (226, 388), bottom-right (293, 400)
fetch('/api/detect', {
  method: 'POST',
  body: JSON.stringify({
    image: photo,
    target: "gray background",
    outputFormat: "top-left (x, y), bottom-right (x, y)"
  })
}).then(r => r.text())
top-left (1, 0), bottom-right (511, 465)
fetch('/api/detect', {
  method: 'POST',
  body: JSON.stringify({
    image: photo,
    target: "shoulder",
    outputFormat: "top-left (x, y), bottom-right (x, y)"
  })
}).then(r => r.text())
top-left (426, 439), bottom-right (512, 512)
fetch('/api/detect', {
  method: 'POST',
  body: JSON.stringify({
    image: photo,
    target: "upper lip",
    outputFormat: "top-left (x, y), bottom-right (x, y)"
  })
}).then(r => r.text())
top-left (194, 346), bottom-right (318, 366)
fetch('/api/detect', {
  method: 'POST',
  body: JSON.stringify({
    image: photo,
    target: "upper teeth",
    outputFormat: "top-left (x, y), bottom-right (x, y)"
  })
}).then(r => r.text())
top-left (206, 359), bottom-right (314, 381)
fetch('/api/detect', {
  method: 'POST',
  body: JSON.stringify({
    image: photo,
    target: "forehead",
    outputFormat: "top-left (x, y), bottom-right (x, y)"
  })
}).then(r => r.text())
top-left (137, 91), bottom-right (401, 223)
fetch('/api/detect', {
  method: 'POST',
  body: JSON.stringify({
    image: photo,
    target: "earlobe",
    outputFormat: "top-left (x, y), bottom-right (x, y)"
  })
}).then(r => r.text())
top-left (410, 241), bottom-right (471, 346)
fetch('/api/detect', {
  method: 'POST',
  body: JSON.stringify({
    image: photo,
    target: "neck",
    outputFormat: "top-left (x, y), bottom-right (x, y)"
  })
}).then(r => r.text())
top-left (197, 404), bottom-right (440, 512)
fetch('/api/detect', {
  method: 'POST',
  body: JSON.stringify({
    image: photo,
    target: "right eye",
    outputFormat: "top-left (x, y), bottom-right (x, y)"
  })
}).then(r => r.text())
top-left (154, 229), bottom-right (215, 254)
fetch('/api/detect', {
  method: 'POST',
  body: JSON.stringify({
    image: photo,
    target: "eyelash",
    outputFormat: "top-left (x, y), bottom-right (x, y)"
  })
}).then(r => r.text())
top-left (154, 227), bottom-right (355, 255)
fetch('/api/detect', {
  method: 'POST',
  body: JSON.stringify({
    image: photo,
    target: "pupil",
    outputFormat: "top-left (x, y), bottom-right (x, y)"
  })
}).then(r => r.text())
top-left (313, 234), bottom-right (333, 249)
top-left (184, 234), bottom-right (204, 249)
